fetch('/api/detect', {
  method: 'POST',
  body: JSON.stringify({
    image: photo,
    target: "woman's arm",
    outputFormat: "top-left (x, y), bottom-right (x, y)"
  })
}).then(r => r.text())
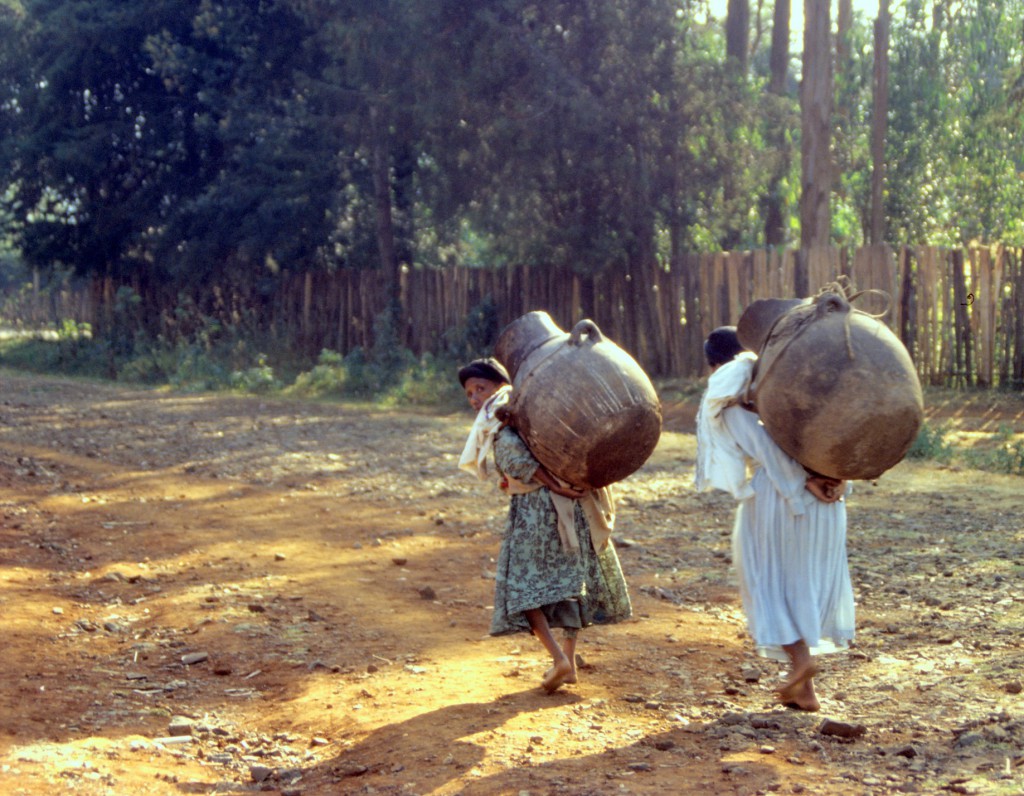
top-left (805, 475), bottom-right (846, 503)
top-left (721, 404), bottom-right (808, 505)
top-left (531, 465), bottom-right (587, 499)
top-left (493, 427), bottom-right (585, 498)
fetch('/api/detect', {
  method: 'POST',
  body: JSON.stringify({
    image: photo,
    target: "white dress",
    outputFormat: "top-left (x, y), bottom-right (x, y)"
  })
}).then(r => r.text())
top-left (695, 355), bottom-right (855, 661)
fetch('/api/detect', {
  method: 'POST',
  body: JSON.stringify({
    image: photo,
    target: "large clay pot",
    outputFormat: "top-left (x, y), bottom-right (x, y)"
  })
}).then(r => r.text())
top-left (494, 311), bottom-right (662, 489)
top-left (740, 287), bottom-right (923, 480)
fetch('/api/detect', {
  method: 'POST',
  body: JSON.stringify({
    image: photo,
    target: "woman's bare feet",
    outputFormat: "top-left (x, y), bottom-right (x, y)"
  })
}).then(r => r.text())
top-left (525, 610), bottom-right (576, 692)
top-left (541, 656), bottom-right (573, 692)
top-left (777, 663), bottom-right (820, 711)
top-left (561, 638), bottom-right (579, 684)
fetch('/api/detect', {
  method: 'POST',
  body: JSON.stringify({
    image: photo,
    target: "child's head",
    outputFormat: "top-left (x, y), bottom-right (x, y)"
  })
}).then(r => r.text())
top-left (458, 358), bottom-right (510, 411)
top-left (704, 326), bottom-right (744, 371)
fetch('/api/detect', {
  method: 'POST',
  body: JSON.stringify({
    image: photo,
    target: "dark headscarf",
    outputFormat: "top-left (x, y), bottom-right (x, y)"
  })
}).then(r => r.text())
top-left (457, 357), bottom-right (510, 387)
top-left (704, 326), bottom-right (746, 367)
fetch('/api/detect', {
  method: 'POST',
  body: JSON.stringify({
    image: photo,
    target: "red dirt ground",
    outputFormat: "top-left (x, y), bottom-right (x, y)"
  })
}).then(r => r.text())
top-left (2, 371), bottom-right (1024, 795)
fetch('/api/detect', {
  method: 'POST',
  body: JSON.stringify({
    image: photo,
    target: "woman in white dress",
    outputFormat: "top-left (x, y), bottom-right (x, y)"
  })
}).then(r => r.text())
top-left (695, 327), bottom-right (854, 711)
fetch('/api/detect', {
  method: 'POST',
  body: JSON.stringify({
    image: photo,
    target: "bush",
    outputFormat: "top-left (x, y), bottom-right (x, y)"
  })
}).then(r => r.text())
top-left (230, 354), bottom-right (280, 394)
top-left (906, 421), bottom-right (1024, 476)
top-left (383, 352), bottom-right (466, 408)
top-left (965, 425), bottom-right (1024, 476)
top-left (0, 318), bottom-right (112, 379)
top-left (444, 296), bottom-right (500, 362)
top-left (166, 343), bottom-right (231, 392)
top-left (287, 347), bottom-right (464, 407)
top-left (906, 421), bottom-right (953, 462)
top-left (287, 349), bottom-right (347, 398)
top-left (0, 293), bottom-right (484, 409)
top-left (108, 287), bottom-right (143, 359)
top-left (338, 305), bottom-right (418, 397)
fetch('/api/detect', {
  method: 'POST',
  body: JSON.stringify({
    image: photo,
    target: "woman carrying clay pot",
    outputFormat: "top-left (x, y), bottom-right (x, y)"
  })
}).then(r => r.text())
top-left (694, 328), bottom-right (854, 711)
top-left (457, 357), bottom-right (632, 693)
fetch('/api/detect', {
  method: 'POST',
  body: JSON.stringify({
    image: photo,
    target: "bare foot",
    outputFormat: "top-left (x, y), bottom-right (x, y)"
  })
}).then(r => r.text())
top-left (561, 643), bottom-right (579, 684)
top-left (554, 665), bottom-right (578, 685)
top-left (541, 657), bottom-right (573, 693)
top-left (777, 664), bottom-right (820, 711)
top-left (779, 683), bottom-right (820, 711)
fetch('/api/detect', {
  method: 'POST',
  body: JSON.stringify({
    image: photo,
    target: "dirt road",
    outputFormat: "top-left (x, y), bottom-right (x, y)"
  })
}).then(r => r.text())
top-left (1, 371), bottom-right (1024, 795)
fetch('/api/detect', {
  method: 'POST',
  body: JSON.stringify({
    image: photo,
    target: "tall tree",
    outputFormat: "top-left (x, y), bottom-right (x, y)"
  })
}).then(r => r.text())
top-left (883, 0), bottom-right (1024, 246)
top-left (3, 0), bottom-right (203, 280)
top-left (763, 0), bottom-right (792, 246)
top-left (146, 1), bottom-right (339, 282)
top-left (800, 0), bottom-right (833, 260)
top-left (312, 0), bottom-right (420, 300)
top-left (834, 0), bottom-right (853, 182)
top-left (725, 0), bottom-right (750, 75)
top-left (869, 0), bottom-right (890, 244)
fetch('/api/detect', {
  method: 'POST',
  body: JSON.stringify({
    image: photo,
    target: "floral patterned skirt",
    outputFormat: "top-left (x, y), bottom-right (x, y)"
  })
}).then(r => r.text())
top-left (489, 492), bottom-right (632, 636)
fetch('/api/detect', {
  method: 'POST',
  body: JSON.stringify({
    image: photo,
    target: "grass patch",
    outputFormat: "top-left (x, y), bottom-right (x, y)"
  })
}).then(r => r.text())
top-left (907, 419), bottom-right (1024, 476)
top-left (906, 420), bottom-right (955, 463)
top-left (0, 300), bottom-right (477, 412)
top-left (962, 425), bottom-right (1024, 475)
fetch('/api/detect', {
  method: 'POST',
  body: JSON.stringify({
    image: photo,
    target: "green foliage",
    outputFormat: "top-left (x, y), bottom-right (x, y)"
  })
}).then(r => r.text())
top-left (443, 296), bottom-right (500, 363)
top-left (116, 337), bottom-right (281, 394)
top-left (964, 425), bottom-right (1024, 476)
top-left (2, 1), bottom-right (203, 277)
top-left (285, 309), bottom-right (464, 407)
top-left (4, 0), bottom-right (1024, 365)
top-left (114, 345), bottom-right (175, 385)
top-left (107, 287), bottom-right (143, 359)
top-left (0, 291), bottom-right (466, 405)
top-left (164, 343), bottom-right (230, 393)
top-left (287, 349), bottom-right (347, 399)
top-left (0, 322), bottom-right (109, 378)
top-left (379, 352), bottom-right (465, 408)
top-left (285, 346), bottom-right (464, 407)
top-left (229, 354), bottom-right (280, 394)
top-left (0, 248), bottom-right (25, 292)
top-left (906, 421), bottom-right (954, 462)
top-left (887, 0), bottom-right (1024, 246)
top-left (333, 305), bottom-right (416, 397)
top-left (106, 292), bottom-right (288, 391)
top-left (906, 420), bottom-right (1024, 477)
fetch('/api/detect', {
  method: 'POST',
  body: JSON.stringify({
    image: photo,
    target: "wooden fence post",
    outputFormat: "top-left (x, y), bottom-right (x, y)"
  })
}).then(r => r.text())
top-left (950, 248), bottom-right (972, 387)
top-left (24, 244), bottom-right (1024, 386)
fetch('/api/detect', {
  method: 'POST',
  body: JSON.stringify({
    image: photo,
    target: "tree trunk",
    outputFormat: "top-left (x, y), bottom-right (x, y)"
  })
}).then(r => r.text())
top-left (626, 133), bottom-right (663, 373)
top-left (370, 104), bottom-right (400, 304)
top-left (835, 0), bottom-right (853, 150)
top-left (764, 0), bottom-right (791, 246)
top-left (951, 248), bottom-right (973, 387)
top-left (726, 0), bottom-right (750, 75)
top-left (722, 0), bottom-right (751, 249)
top-left (768, 0), bottom-right (790, 95)
top-left (1012, 249), bottom-right (1024, 388)
top-left (392, 110), bottom-right (416, 272)
top-left (800, 0), bottom-right (832, 250)
top-left (836, 0), bottom-right (853, 72)
top-left (869, 0), bottom-right (890, 244)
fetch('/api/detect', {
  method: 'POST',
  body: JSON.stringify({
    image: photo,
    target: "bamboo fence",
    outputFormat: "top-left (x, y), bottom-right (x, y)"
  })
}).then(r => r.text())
top-left (7, 244), bottom-right (1024, 387)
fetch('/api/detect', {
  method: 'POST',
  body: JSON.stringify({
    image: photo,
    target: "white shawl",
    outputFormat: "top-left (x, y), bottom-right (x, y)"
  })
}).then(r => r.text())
top-left (693, 352), bottom-right (758, 499)
top-left (458, 385), bottom-right (512, 480)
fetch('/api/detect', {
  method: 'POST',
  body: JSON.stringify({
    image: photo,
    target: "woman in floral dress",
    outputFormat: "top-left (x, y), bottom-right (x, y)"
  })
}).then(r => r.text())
top-left (458, 359), bottom-right (632, 692)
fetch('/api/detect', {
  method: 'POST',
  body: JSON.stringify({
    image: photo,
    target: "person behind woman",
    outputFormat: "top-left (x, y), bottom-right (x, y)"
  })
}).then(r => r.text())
top-left (694, 327), bottom-right (854, 711)
top-left (457, 357), bottom-right (632, 693)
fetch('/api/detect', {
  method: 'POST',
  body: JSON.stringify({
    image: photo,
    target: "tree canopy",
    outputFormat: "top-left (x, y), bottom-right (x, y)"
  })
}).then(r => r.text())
top-left (1, 0), bottom-right (1023, 294)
